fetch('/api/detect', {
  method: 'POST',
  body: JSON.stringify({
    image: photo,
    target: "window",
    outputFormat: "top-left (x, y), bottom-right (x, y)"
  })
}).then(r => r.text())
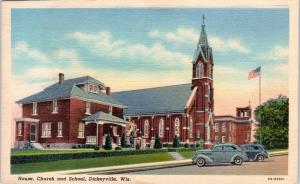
top-left (78, 123), bottom-right (85, 138)
top-left (222, 123), bottom-right (226, 132)
top-left (144, 120), bottom-right (149, 138)
top-left (196, 130), bottom-right (200, 139)
top-left (224, 146), bottom-right (236, 151)
top-left (42, 123), bottom-right (51, 137)
top-left (229, 136), bottom-right (232, 143)
top-left (207, 85), bottom-right (210, 102)
top-left (196, 63), bottom-right (203, 78)
top-left (189, 117), bottom-right (193, 138)
top-left (87, 84), bottom-right (99, 93)
top-left (174, 118), bottom-right (180, 136)
top-left (158, 118), bottom-right (164, 138)
top-left (215, 135), bottom-right (219, 143)
top-left (17, 123), bottom-right (22, 136)
top-left (221, 136), bottom-right (226, 143)
top-left (208, 64), bottom-right (212, 78)
top-left (214, 146), bottom-right (223, 151)
top-left (52, 100), bottom-right (58, 113)
top-left (215, 123), bottom-right (219, 132)
top-left (32, 102), bottom-right (37, 115)
top-left (57, 122), bottom-right (63, 137)
top-left (85, 102), bottom-right (91, 114)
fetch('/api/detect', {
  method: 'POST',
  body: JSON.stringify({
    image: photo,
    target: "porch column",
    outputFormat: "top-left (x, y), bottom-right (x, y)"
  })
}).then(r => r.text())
top-left (97, 124), bottom-right (104, 147)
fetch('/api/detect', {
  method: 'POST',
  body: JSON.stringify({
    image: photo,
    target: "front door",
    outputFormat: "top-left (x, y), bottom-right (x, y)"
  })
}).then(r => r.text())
top-left (30, 124), bottom-right (36, 142)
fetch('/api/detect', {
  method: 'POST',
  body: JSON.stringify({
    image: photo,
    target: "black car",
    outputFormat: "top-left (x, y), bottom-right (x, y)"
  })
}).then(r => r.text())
top-left (239, 144), bottom-right (269, 162)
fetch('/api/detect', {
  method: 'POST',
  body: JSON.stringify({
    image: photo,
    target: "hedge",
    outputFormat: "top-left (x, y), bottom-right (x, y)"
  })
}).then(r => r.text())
top-left (12, 149), bottom-right (167, 164)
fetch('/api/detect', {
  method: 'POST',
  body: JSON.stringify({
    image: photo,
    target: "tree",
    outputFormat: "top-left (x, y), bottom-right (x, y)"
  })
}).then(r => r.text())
top-left (254, 95), bottom-right (288, 149)
top-left (173, 134), bottom-right (180, 148)
top-left (121, 133), bottom-right (126, 147)
top-left (154, 134), bottom-right (162, 149)
top-left (129, 131), bottom-right (135, 147)
top-left (104, 134), bottom-right (112, 150)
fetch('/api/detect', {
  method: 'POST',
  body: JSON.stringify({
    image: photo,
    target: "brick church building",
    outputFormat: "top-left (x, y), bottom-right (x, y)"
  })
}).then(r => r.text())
top-left (15, 18), bottom-right (252, 149)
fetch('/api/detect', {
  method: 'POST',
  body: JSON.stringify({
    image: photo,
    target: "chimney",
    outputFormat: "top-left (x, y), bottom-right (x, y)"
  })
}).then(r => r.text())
top-left (59, 73), bottom-right (64, 84)
top-left (105, 87), bottom-right (111, 96)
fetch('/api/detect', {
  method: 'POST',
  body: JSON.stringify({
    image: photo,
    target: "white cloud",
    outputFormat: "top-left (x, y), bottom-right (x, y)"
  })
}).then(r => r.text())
top-left (149, 27), bottom-right (250, 54)
top-left (255, 46), bottom-right (289, 62)
top-left (149, 30), bottom-right (159, 38)
top-left (13, 41), bottom-right (49, 63)
top-left (68, 30), bottom-right (191, 67)
top-left (13, 41), bottom-right (82, 66)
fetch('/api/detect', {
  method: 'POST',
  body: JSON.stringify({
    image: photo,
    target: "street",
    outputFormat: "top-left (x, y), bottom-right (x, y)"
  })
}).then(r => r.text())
top-left (106, 155), bottom-right (288, 175)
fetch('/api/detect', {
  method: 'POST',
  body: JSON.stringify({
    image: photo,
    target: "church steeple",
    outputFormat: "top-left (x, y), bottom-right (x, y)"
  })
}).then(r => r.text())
top-left (193, 15), bottom-right (212, 62)
top-left (198, 15), bottom-right (209, 47)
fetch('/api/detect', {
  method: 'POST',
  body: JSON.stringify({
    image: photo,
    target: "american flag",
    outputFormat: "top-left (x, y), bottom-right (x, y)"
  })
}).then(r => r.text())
top-left (248, 66), bottom-right (261, 80)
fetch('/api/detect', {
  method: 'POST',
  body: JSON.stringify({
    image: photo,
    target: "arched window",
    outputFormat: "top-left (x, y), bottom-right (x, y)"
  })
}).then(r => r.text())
top-left (208, 64), bottom-right (212, 78)
top-left (174, 118), bottom-right (180, 137)
top-left (196, 63), bottom-right (203, 78)
top-left (158, 118), bottom-right (164, 138)
top-left (144, 120), bottom-right (149, 138)
top-left (189, 117), bottom-right (193, 138)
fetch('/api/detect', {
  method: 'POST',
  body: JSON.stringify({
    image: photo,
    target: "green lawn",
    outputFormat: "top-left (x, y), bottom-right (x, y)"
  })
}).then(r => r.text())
top-left (178, 150), bottom-right (196, 159)
top-left (268, 148), bottom-right (288, 152)
top-left (11, 152), bottom-right (174, 174)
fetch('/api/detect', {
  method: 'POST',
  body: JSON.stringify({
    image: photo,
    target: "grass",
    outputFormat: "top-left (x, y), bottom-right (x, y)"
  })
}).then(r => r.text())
top-left (11, 152), bottom-right (174, 174)
top-left (268, 148), bottom-right (288, 152)
top-left (178, 150), bottom-right (197, 159)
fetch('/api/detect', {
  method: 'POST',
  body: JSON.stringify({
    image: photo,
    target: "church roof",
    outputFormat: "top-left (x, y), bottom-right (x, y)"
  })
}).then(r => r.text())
top-left (17, 76), bottom-right (125, 107)
top-left (111, 83), bottom-right (192, 116)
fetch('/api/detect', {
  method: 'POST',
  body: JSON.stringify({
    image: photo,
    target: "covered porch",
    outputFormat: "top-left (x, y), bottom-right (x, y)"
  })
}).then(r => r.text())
top-left (82, 111), bottom-right (128, 147)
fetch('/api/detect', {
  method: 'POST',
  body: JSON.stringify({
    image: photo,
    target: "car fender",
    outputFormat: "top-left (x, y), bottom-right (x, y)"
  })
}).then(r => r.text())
top-left (194, 154), bottom-right (213, 163)
top-left (254, 152), bottom-right (266, 160)
top-left (230, 154), bottom-right (246, 162)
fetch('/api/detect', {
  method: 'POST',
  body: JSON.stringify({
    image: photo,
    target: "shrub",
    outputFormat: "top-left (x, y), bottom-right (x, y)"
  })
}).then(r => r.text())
top-left (121, 133), bottom-right (126, 148)
top-left (184, 143), bottom-right (189, 148)
top-left (173, 135), bottom-right (180, 148)
top-left (154, 134), bottom-right (162, 149)
top-left (104, 134), bottom-right (112, 150)
top-left (130, 131), bottom-right (135, 146)
top-left (115, 146), bottom-right (122, 150)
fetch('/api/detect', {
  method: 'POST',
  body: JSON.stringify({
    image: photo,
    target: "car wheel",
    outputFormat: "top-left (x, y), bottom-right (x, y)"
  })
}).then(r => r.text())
top-left (256, 155), bottom-right (264, 162)
top-left (234, 157), bottom-right (243, 165)
top-left (196, 158), bottom-right (206, 167)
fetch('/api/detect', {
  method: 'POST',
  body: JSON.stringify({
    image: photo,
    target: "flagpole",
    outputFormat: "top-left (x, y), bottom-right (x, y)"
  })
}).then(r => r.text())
top-left (259, 67), bottom-right (262, 144)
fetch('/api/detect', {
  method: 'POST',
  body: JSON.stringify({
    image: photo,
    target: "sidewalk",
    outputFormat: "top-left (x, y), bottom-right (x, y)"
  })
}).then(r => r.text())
top-left (44, 150), bottom-right (288, 175)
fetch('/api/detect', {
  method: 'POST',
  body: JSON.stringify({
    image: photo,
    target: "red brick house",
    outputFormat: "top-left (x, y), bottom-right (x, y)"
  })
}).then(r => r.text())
top-left (15, 19), bottom-right (252, 149)
top-left (15, 74), bottom-right (128, 149)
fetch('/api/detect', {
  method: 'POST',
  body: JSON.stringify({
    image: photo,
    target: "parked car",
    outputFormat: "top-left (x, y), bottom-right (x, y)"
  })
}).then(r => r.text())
top-left (192, 143), bottom-right (248, 167)
top-left (239, 144), bottom-right (269, 162)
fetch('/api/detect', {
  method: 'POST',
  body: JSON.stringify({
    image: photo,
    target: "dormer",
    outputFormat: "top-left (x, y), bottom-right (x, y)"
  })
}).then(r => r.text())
top-left (85, 82), bottom-right (100, 94)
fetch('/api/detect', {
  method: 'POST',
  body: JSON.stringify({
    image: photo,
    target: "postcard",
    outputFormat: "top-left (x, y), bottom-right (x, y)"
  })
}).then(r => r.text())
top-left (1, 1), bottom-right (298, 184)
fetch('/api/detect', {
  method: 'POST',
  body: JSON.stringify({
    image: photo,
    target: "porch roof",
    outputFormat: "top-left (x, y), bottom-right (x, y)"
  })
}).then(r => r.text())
top-left (82, 111), bottom-right (128, 125)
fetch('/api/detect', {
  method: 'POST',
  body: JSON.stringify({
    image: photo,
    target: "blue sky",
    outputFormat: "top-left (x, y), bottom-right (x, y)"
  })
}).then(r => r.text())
top-left (11, 8), bottom-right (289, 114)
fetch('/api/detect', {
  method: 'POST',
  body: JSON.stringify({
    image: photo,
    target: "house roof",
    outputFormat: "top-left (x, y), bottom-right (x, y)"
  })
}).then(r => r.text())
top-left (82, 111), bottom-right (128, 125)
top-left (112, 83), bottom-right (192, 116)
top-left (16, 76), bottom-right (125, 107)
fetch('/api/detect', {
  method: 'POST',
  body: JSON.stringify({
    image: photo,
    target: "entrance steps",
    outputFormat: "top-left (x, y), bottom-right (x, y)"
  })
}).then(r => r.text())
top-left (168, 152), bottom-right (184, 160)
top-left (30, 143), bottom-right (45, 150)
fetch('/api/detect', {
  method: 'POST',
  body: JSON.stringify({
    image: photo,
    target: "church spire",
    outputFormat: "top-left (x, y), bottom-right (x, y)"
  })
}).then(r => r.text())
top-left (198, 15), bottom-right (209, 47)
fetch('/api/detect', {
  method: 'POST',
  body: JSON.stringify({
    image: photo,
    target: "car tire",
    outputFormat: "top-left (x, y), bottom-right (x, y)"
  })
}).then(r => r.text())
top-left (256, 155), bottom-right (264, 162)
top-left (233, 157), bottom-right (243, 165)
top-left (196, 158), bottom-right (206, 167)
